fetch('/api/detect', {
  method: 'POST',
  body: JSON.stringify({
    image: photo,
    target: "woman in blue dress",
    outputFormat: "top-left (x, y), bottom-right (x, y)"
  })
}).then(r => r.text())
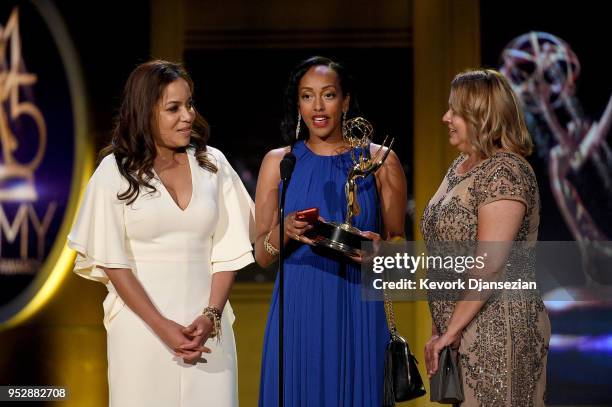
top-left (255, 56), bottom-right (407, 406)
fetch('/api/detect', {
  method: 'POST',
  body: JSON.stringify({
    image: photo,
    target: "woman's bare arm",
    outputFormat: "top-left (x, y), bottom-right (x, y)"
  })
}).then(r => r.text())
top-left (374, 146), bottom-right (408, 238)
top-left (100, 266), bottom-right (201, 356)
top-left (254, 148), bottom-right (295, 268)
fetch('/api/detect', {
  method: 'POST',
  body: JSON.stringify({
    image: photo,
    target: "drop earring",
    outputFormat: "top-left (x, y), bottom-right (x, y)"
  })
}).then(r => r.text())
top-left (295, 112), bottom-right (301, 140)
top-left (341, 111), bottom-right (348, 138)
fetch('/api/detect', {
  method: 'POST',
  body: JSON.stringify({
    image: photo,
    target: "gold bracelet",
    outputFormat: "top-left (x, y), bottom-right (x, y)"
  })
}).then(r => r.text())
top-left (202, 306), bottom-right (222, 341)
top-left (263, 229), bottom-right (279, 256)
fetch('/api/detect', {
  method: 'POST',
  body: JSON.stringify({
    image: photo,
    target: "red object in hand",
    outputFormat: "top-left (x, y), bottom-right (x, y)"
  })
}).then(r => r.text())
top-left (295, 207), bottom-right (319, 224)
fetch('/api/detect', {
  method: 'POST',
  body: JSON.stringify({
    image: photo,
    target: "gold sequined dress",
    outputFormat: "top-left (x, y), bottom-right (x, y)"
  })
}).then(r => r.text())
top-left (421, 152), bottom-right (550, 407)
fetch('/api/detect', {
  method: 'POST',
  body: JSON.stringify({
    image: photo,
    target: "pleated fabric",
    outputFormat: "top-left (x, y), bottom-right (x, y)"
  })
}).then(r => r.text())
top-left (259, 141), bottom-right (389, 407)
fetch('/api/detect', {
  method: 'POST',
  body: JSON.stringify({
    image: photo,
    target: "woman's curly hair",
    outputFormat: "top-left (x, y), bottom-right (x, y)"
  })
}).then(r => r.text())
top-left (99, 60), bottom-right (217, 205)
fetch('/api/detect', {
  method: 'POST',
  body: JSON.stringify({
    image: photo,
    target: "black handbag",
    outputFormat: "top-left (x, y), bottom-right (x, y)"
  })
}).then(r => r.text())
top-left (382, 294), bottom-right (426, 407)
top-left (430, 346), bottom-right (464, 404)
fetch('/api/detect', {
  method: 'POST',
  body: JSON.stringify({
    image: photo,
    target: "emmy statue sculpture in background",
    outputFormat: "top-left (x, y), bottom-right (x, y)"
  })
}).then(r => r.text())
top-left (311, 117), bottom-right (394, 255)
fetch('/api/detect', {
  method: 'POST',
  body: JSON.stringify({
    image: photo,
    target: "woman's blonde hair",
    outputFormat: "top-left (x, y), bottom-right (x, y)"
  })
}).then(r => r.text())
top-left (449, 69), bottom-right (532, 158)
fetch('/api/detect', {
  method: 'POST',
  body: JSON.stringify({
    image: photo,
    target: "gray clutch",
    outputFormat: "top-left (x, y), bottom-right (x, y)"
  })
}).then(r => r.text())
top-left (430, 346), bottom-right (464, 404)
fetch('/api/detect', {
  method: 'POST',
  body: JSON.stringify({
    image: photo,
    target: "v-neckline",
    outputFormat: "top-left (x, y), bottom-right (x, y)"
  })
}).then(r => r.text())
top-left (153, 153), bottom-right (194, 212)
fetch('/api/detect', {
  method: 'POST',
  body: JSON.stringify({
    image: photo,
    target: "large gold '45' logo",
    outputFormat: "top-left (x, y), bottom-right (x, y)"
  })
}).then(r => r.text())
top-left (0, 7), bottom-right (46, 201)
top-left (0, 7), bottom-right (54, 270)
top-left (0, 0), bottom-right (90, 327)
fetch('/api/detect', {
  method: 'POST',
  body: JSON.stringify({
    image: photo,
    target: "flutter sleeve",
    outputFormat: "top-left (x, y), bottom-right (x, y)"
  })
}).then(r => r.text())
top-left (475, 153), bottom-right (536, 210)
top-left (67, 155), bottom-right (133, 284)
top-left (209, 148), bottom-right (255, 274)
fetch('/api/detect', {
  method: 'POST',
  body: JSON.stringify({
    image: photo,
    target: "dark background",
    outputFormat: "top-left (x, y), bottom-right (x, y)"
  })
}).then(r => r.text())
top-left (481, 0), bottom-right (612, 241)
top-left (480, 1), bottom-right (612, 404)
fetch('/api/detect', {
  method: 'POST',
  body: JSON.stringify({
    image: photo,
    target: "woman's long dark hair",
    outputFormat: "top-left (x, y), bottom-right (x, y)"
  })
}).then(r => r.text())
top-left (100, 60), bottom-right (217, 205)
top-left (280, 56), bottom-right (360, 145)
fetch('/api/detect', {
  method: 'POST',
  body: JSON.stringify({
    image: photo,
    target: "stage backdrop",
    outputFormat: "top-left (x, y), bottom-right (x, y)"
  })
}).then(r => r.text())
top-left (0, 0), bottom-right (91, 330)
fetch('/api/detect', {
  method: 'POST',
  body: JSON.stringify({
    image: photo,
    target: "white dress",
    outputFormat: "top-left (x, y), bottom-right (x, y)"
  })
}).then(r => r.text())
top-left (68, 147), bottom-right (254, 407)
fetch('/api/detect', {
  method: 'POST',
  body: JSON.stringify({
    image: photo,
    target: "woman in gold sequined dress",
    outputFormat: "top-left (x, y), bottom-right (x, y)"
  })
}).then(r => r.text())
top-left (422, 69), bottom-right (550, 406)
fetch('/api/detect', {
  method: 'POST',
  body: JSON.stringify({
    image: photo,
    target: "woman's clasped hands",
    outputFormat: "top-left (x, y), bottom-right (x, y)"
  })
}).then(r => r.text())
top-left (156, 316), bottom-right (214, 364)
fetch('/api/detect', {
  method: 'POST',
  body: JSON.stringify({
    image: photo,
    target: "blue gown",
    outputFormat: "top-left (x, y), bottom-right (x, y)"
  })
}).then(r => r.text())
top-left (259, 141), bottom-right (389, 407)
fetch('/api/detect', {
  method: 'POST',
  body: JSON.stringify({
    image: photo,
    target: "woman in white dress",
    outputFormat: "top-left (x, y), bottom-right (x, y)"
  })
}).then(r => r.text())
top-left (68, 60), bottom-right (254, 407)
